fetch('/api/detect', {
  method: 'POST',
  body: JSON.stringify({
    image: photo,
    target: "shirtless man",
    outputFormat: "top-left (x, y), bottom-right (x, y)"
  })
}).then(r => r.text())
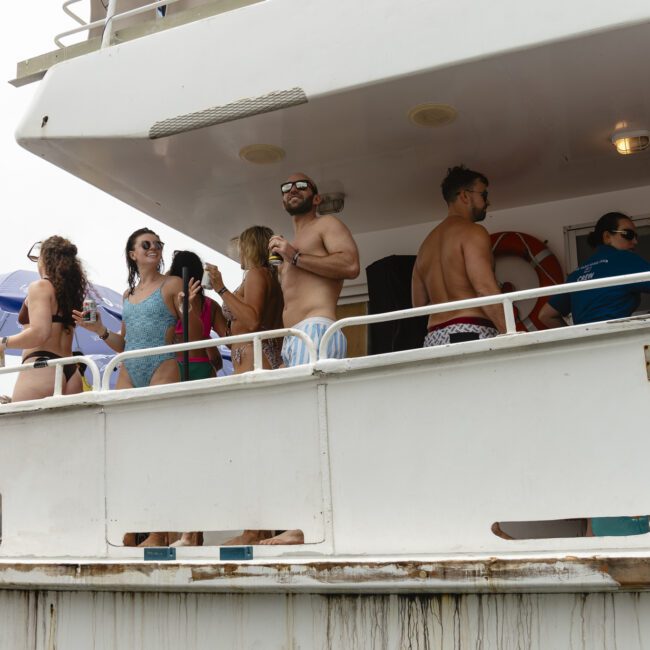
top-left (260, 173), bottom-right (359, 547)
top-left (268, 173), bottom-right (360, 366)
top-left (412, 165), bottom-right (506, 346)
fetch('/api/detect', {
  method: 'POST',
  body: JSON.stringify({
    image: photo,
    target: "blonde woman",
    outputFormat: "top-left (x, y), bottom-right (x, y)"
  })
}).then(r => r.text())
top-left (208, 225), bottom-right (284, 372)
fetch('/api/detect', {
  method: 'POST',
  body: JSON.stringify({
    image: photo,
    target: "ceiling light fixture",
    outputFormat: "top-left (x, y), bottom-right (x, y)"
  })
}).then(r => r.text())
top-left (611, 129), bottom-right (650, 155)
top-left (408, 103), bottom-right (457, 128)
top-left (239, 144), bottom-right (285, 164)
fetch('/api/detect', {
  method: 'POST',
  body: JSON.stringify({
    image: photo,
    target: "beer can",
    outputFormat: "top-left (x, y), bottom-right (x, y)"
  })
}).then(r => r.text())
top-left (268, 252), bottom-right (283, 267)
top-left (202, 266), bottom-right (213, 290)
top-left (83, 298), bottom-right (97, 323)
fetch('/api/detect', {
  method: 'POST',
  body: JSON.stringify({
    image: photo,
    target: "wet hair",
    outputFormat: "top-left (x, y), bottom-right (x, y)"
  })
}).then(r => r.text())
top-left (125, 228), bottom-right (163, 296)
top-left (238, 225), bottom-right (275, 269)
top-left (39, 236), bottom-right (88, 331)
top-left (587, 212), bottom-right (630, 248)
top-left (441, 165), bottom-right (489, 204)
top-left (168, 250), bottom-right (204, 307)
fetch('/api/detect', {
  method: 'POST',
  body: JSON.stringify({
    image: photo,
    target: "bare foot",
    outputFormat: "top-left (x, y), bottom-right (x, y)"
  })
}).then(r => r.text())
top-left (123, 533), bottom-right (137, 547)
top-left (138, 532), bottom-right (168, 547)
top-left (223, 530), bottom-right (273, 546)
top-left (259, 529), bottom-right (304, 545)
top-left (171, 532), bottom-right (204, 547)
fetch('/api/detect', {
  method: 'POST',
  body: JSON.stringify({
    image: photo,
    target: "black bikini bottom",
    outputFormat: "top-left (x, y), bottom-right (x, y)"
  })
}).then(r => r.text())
top-left (23, 350), bottom-right (77, 382)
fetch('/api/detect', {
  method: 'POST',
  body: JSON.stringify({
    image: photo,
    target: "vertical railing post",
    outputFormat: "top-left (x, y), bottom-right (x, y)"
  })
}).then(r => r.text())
top-left (53, 365), bottom-right (64, 396)
top-left (253, 336), bottom-right (263, 371)
top-left (502, 298), bottom-right (517, 334)
top-left (101, 0), bottom-right (119, 48)
top-left (181, 266), bottom-right (190, 381)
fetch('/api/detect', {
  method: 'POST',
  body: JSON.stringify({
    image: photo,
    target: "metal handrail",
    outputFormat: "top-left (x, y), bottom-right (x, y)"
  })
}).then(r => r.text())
top-left (319, 271), bottom-right (650, 359)
top-left (100, 328), bottom-right (317, 391)
top-left (62, 0), bottom-right (88, 26)
top-left (55, 0), bottom-right (181, 48)
top-left (0, 355), bottom-right (101, 397)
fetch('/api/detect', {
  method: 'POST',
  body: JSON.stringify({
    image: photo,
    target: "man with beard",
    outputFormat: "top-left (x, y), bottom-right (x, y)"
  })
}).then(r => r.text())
top-left (412, 165), bottom-right (506, 346)
top-left (268, 173), bottom-right (360, 368)
top-left (260, 174), bottom-right (359, 547)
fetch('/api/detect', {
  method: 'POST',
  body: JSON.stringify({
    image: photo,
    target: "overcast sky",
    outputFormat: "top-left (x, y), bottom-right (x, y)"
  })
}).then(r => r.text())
top-left (0, 4), bottom-right (243, 391)
top-left (2, 3), bottom-right (242, 291)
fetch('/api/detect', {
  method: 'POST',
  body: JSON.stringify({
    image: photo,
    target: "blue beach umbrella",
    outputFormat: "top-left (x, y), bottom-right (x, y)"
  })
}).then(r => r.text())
top-left (0, 270), bottom-right (122, 357)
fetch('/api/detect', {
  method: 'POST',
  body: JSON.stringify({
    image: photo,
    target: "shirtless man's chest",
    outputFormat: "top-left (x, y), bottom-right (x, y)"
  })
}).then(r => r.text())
top-left (279, 220), bottom-right (343, 326)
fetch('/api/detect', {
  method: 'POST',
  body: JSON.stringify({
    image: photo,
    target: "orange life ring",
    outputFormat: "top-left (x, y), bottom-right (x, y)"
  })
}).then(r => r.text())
top-left (490, 231), bottom-right (564, 331)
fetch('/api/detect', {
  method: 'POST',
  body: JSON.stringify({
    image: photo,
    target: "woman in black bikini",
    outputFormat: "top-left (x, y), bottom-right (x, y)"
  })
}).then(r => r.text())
top-left (0, 236), bottom-right (88, 402)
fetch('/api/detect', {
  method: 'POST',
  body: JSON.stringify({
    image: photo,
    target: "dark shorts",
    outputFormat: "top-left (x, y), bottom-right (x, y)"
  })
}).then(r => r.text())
top-left (423, 317), bottom-right (498, 347)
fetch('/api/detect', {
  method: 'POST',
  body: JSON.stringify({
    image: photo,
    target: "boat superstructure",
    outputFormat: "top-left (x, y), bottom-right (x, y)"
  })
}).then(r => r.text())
top-left (5, 1), bottom-right (650, 647)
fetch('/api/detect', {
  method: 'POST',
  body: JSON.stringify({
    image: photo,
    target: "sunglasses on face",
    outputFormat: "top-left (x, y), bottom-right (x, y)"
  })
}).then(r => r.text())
top-left (459, 189), bottom-right (489, 202)
top-left (27, 242), bottom-right (42, 262)
top-left (610, 229), bottom-right (637, 241)
top-left (138, 240), bottom-right (164, 251)
top-left (281, 180), bottom-right (316, 195)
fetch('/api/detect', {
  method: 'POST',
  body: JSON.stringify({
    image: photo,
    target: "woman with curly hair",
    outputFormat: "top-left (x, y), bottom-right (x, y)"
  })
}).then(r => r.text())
top-left (0, 236), bottom-right (88, 402)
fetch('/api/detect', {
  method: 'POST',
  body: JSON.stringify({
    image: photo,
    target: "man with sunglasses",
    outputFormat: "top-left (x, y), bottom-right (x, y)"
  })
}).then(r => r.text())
top-left (268, 173), bottom-right (360, 369)
top-left (412, 165), bottom-right (506, 346)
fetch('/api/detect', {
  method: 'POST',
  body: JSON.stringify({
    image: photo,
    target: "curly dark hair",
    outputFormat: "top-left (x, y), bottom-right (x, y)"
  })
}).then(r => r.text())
top-left (39, 236), bottom-right (88, 330)
top-left (125, 227), bottom-right (164, 296)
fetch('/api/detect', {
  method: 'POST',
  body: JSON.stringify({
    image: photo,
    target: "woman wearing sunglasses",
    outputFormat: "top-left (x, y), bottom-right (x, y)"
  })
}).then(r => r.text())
top-left (0, 236), bottom-right (88, 402)
top-left (539, 212), bottom-right (650, 329)
top-left (74, 227), bottom-right (201, 391)
top-left (540, 212), bottom-right (650, 539)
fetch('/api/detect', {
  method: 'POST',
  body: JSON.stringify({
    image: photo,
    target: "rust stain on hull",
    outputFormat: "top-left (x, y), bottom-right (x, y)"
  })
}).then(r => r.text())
top-left (2, 556), bottom-right (650, 593)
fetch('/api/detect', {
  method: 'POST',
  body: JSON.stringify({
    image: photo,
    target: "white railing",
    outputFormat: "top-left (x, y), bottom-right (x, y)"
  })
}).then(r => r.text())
top-left (100, 328), bottom-right (316, 390)
top-left (55, 0), bottom-right (181, 49)
top-left (2, 273), bottom-right (649, 398)
top-left (319, 271), bottom-right (650, 358)
top-left (0, 355), bottom-right (101, 396)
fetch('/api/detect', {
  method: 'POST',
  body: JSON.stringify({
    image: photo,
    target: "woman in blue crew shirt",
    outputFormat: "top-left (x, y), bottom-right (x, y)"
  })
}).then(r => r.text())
top-left (540, 211), bottom-right (650, 538)
top-left (540, 212), bottom-right (650, 328)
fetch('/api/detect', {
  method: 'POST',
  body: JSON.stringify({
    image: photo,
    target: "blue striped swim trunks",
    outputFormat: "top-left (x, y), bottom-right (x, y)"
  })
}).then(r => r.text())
top-left (281, 317), bottom-right (347, 367)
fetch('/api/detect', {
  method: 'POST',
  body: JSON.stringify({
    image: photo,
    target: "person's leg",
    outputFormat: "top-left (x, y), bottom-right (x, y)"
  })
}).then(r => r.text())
top-left (259, 530), bottom-right (304, 545)
top-left (138, 532), bottom-right (169, 547)
top-left (12, 366), bottom-right (58, 402)
top-left (149, 358), bottom-right (181, 386)
top-left (64, 369), bottom-right (83, 395)
top-left (171, 532), bottom-right (204, 547)
top-left (115, 366), bottom-right (135, 390)
top-left (221, 530), bottom-right (273, 546)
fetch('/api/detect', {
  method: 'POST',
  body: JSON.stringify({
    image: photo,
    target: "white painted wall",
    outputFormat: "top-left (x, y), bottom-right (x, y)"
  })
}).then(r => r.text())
top-left (351, 183), bottom-right (650, 296)
top-left (1, 316), bottom-right (650, 559)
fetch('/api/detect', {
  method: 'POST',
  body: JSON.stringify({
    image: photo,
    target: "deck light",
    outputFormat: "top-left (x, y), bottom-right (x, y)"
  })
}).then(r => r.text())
top-left (408, 103), bottom-right (457, 128)
top-left (239, 144), bottom-right (285, 164)
top-left (611, 129), bottom-right (650, 155)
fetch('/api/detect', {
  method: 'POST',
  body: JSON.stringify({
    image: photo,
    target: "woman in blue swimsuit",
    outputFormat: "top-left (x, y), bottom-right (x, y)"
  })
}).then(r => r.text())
top-left (75, 227), bottom-right (201, 389)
